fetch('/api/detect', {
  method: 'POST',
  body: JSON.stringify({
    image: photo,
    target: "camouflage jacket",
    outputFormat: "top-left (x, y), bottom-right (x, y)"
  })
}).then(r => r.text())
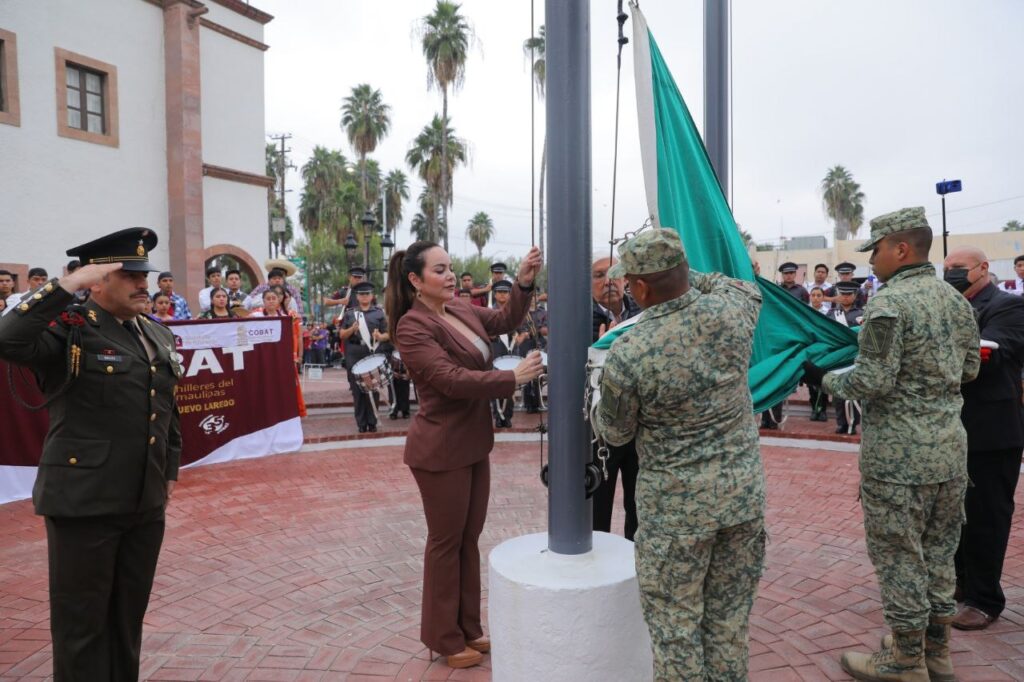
top-left (823, 263), bottom-right (980, 484)
top-left (595, 271), bottom-right (765, 531)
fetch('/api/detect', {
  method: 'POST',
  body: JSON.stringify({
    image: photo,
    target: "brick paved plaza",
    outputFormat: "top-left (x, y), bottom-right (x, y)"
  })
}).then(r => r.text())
top-left (3, 391), bottom-right (1024, 680)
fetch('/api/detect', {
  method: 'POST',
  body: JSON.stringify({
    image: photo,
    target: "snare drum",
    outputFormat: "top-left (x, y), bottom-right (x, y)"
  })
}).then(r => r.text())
top-left (389, 349), bottom-right (408, 379)
top-left (350, 354), bottom-right (393, 394)
top-left (493, 355), bottom-right (522, 372)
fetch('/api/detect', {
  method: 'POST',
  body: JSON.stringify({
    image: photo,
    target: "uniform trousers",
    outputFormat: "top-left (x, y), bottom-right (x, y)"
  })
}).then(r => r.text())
top-left (591, 439), bottom-right (639, 541)
top-left (390, 377), bottom-right (411, 415)
top-left (955, 447), bottom-right (1023, 618)
top-left (410, 459), bottom-right (489, 655)
top-left (835, 399), bottom-right (861, 433)
top-left (522, 379), bottom-right (542, 412)
top-left (860, 475), bottom-right (967, 631)
top-left (635, 517), bottom-right (765, 681)
top-left (46, 506), bottom-right (165, 681)
top-left (490, 396), bottom-right (513, 426)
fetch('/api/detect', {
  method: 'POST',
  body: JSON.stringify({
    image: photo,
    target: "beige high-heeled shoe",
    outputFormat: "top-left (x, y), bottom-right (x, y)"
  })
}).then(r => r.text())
top-left (443, 647), bottom-right (483, 668)
top-left (466, 636), bottom-right (491, 653)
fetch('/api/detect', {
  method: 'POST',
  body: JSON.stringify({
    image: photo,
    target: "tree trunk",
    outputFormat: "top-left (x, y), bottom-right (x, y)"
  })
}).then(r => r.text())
top-left (441, 88), bottom-right (449, 251)
top-left (538, 137), bottom-right (547, 263)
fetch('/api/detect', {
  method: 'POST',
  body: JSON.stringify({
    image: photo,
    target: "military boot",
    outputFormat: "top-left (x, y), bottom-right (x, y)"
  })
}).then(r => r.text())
top-left (882, 617), bottom-right (955, 682)
top-left (841, 629), bottom-right (928, 682)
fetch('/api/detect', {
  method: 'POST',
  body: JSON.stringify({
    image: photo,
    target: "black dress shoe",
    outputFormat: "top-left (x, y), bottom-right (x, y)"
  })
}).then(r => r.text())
top-left (402, 411), bottom-right (410, 418)
top-left (359, 425), bottom-right (367, 433)
top-left (368, 424), bottom-right (378, 432)
top-left (835, 426), bottom-right (846, 434)
top-left (389, 412), bottom-right (399, 420)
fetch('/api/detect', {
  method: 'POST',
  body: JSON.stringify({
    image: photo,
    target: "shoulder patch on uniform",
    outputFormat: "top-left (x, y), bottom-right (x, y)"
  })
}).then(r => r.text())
top-left (860, 314), bottom-right (896, 357)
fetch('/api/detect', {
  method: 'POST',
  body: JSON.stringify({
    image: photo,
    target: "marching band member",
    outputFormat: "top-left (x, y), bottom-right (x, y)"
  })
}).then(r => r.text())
top-left (489, 280), bottom-right (516, 428)
top-left (340, 281), bottom-right (387, 433)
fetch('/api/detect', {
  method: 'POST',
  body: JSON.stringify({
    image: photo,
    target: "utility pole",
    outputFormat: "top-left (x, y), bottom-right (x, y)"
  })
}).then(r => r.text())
top-left (267, 133), bottom-right (293, 257)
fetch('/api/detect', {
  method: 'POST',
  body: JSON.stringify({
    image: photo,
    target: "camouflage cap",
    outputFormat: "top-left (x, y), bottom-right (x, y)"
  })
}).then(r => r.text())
top-left (857, 206), bottom-right (931, 253)
top-left (607, 228), bottom-right (686, 278)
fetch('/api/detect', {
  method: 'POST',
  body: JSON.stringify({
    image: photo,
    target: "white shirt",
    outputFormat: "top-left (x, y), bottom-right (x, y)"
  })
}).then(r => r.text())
top-left (1000, 277), bottom-right (1024, 296)
top-left (198, 286), bottom-right (213, 312)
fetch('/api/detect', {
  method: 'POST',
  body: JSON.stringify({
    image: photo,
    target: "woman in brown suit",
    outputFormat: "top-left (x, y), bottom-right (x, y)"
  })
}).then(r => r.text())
top-left (385, 241), bottom-right (544, 669)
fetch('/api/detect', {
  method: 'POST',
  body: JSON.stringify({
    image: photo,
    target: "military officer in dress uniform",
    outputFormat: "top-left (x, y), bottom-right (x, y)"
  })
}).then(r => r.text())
top-left (779, 261), bottom-right (810, 303)
top-left (830, 280), bottom-right (865, 434)
top-left (489, 280), bottom-right (516, 428)
top-left (340, 281), bottom-right (389, 433)
top-left (471, 262), bottom-right (510, 308)
top-left (0, 228), bottom-right (182, 681)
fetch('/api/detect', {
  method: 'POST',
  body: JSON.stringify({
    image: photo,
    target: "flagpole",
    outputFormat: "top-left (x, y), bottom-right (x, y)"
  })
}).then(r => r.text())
top-left (546, 0), bottom-right (592, 555)
top-left (704, 0), bottom-right (732, 205)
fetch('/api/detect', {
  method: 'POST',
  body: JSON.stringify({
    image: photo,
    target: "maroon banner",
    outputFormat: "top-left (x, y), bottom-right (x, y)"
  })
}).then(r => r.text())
top-left (0, 318), bottom-right (300, 469)
top-left (0, 359), bottom-right (49, 466)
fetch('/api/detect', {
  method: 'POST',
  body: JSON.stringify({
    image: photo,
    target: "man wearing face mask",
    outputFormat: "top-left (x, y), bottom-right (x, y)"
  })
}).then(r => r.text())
top-left (802, 207), bottom-right (979, 682)
top-left (943, 247), bottom-right (1024, 632)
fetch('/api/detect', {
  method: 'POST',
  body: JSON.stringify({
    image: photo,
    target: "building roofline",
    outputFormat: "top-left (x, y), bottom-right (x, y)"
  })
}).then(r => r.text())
top-left (206, 0), bottom-right (273, 25)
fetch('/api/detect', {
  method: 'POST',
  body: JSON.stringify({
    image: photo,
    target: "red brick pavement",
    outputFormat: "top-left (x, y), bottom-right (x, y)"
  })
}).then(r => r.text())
top-left (3, 440), bottom-right (1023, 681)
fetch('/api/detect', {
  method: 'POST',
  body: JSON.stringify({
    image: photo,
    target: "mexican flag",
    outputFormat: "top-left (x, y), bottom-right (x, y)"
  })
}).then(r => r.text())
top-left (594, 4), bottom-right (858, 413)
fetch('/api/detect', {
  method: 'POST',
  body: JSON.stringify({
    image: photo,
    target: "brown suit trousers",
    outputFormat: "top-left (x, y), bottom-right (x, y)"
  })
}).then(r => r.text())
top-left (411, 459), bottom-right (490, 654)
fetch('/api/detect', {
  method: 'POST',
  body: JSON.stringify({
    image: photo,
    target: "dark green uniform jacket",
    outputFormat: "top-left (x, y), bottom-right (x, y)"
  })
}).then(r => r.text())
top-left (0, 283), bottom-right (182, 517)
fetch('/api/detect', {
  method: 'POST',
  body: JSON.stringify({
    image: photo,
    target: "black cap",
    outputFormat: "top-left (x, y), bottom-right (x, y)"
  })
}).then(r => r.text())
top-left (158, 271), bottom-right (173, 281)
top-left (778, 262), bottom-right (798, 274)
top-left (835, 261), bottom-right (856, 274)
top-left (492, 280), bottom-right (514, 293)
top-left (490, 262), bottom-right (507, 273)
top-left (835, 281), bottom-right (860, 294)
top-left (66, 227), bottom-right (160, 273)
top-left (352, 281), bottom-right (375, 294)
top-left (349, 267), bottom-right (367, 278)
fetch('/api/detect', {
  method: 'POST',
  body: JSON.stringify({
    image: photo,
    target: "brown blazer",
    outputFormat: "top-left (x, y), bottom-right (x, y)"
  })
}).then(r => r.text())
top-left (396, 283), bottom-right (532, 471)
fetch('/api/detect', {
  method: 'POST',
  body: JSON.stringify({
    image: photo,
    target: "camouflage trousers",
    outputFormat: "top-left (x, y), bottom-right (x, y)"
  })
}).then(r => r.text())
top-left (860, 475), bottom-right (967, 631)
top-left (635, 517), bottom-right (765, 682)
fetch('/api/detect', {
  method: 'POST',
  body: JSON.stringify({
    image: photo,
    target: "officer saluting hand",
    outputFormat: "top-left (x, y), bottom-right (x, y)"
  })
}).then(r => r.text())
top-left (0, 227), bottom-right (182, 681)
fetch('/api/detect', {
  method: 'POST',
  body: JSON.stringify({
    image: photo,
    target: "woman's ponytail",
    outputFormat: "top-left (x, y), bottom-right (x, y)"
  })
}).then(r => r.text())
top-left (385, 241), bottom-right (438, 344)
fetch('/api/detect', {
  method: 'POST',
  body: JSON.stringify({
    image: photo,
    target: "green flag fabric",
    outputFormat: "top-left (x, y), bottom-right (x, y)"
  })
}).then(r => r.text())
top-left (593, 5), bottom-right (858, 412)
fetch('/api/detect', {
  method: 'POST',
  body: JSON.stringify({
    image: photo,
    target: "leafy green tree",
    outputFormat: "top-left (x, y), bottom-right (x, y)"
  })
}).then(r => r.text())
top-left (418, 1), bottom-right (472, 251)
top-left (1003, 219), bottom-right (1024, 232)
top-left (406, 116), bottom-right (467, 243)
top-left (820, 165), bottom-right (866, 240)
top-left (523, 24), bottom-right (546, 259)
top-left (341, 84), bottom-right (391, 202)
top-left (451, 254), bottom-right (522, 286)
top-left (409, 186), bottom-right (445, 244)
top-left (295, 229), bottom-right (351, 322)
top-left (466, 211), bottom-right (494, 256)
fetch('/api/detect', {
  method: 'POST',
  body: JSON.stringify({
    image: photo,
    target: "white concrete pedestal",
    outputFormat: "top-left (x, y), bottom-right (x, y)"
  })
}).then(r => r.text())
top-left (488, 532), bottom-right (652, 682)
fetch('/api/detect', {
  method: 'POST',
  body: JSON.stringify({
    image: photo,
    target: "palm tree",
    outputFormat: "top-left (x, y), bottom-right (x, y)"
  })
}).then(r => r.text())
top-left (466, 211), bottom-right (494, 256)
top-left (524, 25), bottom-right (547, 258)
top-left (1003, 219), bottom-right (1024, 232)
top-left (341, 84), bottom-right (391, 202)
top-left (299, 146), bottom-right (348, 234)
top-left (419, 1), bottom-right (472, 251)
top-left (382, 169), bottom-right (410, 233)
top-left (820, 165), bottom-right (866, 240)
top-left (406, 115), bottom-right (467, 243)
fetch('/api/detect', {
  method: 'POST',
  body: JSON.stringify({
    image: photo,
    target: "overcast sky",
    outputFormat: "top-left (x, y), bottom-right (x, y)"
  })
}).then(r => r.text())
top-left (259, 0), bottom-right (1024, 260)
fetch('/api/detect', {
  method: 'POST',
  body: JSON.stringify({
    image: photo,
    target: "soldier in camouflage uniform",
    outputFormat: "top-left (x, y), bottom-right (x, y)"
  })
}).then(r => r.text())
top-left (595, 229), bottom-right (766, 681)
top-left (804, 207), bottom-right (980, 682)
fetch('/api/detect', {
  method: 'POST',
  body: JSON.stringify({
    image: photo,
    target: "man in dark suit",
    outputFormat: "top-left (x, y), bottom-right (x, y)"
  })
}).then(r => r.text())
top-left (0, 228), bottom-right (182, 680)
top-left (944, 247), bottom-right (1024, 630)
top-left (591, 255), bottom-right (642, 540)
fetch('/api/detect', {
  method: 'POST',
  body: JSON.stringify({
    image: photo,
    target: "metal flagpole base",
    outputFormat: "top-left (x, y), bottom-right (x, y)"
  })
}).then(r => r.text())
top-left (488, 532), bottom-right (652, 681)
